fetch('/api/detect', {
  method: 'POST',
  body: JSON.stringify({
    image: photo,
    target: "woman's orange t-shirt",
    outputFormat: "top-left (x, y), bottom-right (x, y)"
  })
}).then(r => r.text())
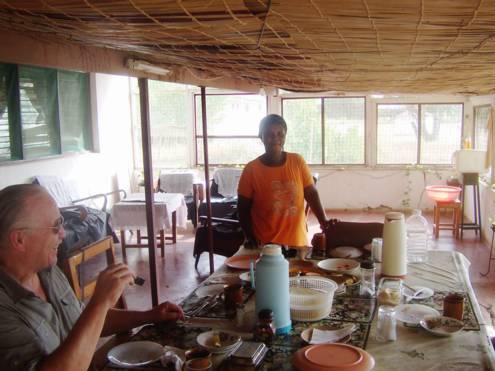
top-left (237, 152), bottom-right (314, 247)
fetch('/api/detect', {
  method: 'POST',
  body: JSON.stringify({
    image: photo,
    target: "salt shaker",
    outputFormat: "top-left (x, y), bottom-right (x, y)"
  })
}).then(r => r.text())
top-left (360, 260), bottom-right (375, 297)
top-left (376, 305), bottom-right (397, 342)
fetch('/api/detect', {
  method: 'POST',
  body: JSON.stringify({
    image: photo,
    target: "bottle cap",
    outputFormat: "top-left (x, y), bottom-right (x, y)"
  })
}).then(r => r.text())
top-left (258, 308), bottom-right (274, 320)
top-left (361, 260), bottom-right (374, 269)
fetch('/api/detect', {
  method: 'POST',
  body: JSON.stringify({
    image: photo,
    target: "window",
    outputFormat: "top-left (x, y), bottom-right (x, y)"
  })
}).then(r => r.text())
top-left (194, 93), bottom-right (267, 165)
top-left (474, 105), bottom-right (491, 151)
top-left (0, 63), bottom-right (92, 162)
top-left (131, 79), bottom-right (191, 168)
top-left (377, 103), bottom-right (463, 165)
top-left (282, 97), bottom-right (365, 165)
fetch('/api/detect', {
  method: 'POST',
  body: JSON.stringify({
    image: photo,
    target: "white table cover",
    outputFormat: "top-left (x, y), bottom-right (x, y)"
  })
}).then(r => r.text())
top-left (111, 193), bottom-right (187, 230)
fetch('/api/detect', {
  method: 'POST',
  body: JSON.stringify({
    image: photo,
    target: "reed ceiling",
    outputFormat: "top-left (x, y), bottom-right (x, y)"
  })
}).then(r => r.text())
top-left (1, 0), bottom-right (495, 94)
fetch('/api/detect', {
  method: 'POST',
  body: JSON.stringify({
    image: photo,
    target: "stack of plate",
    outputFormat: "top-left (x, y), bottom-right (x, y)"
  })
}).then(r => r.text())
top-left (196, 330), bottom-right (242, 354)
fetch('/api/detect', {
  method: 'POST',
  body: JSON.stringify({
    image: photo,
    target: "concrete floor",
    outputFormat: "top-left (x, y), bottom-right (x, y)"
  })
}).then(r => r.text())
top-left (114, 209), bottom-right (495, 336)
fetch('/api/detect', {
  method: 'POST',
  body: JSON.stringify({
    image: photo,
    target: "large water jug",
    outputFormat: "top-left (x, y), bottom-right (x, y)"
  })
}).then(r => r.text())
top-left (255, 244), bottom-right (291, 334)
top-left (406, 209), bottom-right (429, 263)
top-left (382, 212), bottom-right (407, 277)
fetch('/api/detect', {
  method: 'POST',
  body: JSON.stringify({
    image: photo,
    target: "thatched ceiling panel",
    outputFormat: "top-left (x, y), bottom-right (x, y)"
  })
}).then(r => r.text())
top-left (1, 0), bottom-right (495, 94)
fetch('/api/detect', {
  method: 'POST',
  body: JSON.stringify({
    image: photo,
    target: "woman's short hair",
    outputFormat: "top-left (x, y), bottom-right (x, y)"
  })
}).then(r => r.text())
top-left (258, 114), bottom-right (287, 138)
top-left (0, 184), bottom-right (45, 247)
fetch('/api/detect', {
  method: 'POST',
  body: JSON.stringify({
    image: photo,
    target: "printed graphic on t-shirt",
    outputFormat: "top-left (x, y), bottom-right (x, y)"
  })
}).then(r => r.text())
top-left (271, 180), bottom-right (297, 216)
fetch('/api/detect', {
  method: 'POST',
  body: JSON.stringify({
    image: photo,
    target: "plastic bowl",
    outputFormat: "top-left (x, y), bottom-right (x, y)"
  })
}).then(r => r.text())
top-left (425, 185), bottom-right (461, 202)
top-left (289, 276), bottom-right (338, 321)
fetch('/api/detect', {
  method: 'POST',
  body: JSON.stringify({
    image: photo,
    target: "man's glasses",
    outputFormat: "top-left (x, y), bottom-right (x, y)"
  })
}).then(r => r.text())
top-left (17, 215), bottom-right (65, 234)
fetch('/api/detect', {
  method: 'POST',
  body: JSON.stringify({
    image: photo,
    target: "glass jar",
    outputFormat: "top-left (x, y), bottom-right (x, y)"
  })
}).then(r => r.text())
top-left (360, 260), bottom-right (375, 298)
top-left (377, 277), bottom-right (402, 307)
top-left (376, 305), bottom-right (397, 342)
top-left (443, 293), bottom-right (464, 321)
top-left (254, 309), bottom-right (275, 343)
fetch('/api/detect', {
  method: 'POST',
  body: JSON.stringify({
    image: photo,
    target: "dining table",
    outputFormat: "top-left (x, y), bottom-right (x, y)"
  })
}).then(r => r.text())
top-left (98, 247), bottom-right (495, 371)
top-left (111, 193), bottom-right (188, 261)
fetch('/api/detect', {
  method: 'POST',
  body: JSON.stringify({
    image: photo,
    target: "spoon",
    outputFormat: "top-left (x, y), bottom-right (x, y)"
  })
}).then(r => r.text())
top-left (406, 287), bottom-right (428, 302)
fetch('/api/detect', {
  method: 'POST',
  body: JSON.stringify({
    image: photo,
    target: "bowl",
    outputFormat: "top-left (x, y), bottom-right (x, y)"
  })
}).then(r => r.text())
top-left (196, 331), bottom-right (241, 353)
top-left (289, 276), bottom-right (338, 321)
top-left (317, 258), bottom-right (360, 274)
top-left (300, 324), bottom-right (355, 344)
top-left (425, 185), bottom-right (461, 202)
top-left (420, 315), bottom-right (464, 337)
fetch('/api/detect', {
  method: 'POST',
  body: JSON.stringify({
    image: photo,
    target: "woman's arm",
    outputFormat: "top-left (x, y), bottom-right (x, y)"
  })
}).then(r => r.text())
top-left (237, 195), bottom-right (260, 248)
top-left (304, 184), bottom-right (329, 229)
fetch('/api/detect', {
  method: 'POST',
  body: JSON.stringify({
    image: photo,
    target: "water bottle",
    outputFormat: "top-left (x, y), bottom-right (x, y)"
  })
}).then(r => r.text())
top-left (255, 244), bottom-right (291, 334)
top-left (406, 209), bottom-right (429, 263)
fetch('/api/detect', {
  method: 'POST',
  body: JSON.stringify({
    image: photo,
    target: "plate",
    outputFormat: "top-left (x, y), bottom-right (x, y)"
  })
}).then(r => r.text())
top-left (420, 315), bottom-right (464, 337)
top-left (293, 344), bottom-right (375, 371)
top-left (317, 258), bottom-right (360, 274)
top-left (225, 254), bottom-right (260, 270)
top-left (403, 286), bottom-right (434, 301)
top-left (194, 284), bottom-right (224, 298)
top-left (395, 304), bottom-right (440, 325)
top-left (300, 324), bottom-right (355, 344)
top-left (196, 330), bottom-right (241, 353)
top-left (329, 246), bottom-right (363, 259)
top-left (206, 273), bottom-right (240, 285)
top-left (107, 341), bottom-right (164, 366)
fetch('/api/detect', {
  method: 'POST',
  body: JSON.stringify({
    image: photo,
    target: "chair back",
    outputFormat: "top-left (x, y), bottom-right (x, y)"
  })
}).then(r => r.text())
top-left (60, 236), bottom-right (127, 308)
top-left (212, 168), bottom-right (242, 198)
top-left (33, 175), bottom-right (78, 207)
top-left (325, 221), bottom-right (384, 251)
top-left (158, 172), bottom-right (195, 195)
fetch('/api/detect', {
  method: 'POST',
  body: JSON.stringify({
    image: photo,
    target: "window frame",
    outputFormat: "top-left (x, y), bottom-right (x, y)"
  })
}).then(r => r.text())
top-left (375, 102), bottom-right (464, 166)
top-left (281, 95), bottom-right (366, 165)
top-left (193, 92), bottom-right (268, 166)
top-left (473, 104), bottom-right (491, 151)
top-left (0, 63), bottom-right (92, 163)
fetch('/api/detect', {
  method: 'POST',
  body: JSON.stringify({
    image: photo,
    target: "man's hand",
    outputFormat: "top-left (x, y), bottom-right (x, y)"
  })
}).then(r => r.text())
top-left (150, 301), bottom-right (185, 322)
top-left (91, 263), bottom-right (134, 310)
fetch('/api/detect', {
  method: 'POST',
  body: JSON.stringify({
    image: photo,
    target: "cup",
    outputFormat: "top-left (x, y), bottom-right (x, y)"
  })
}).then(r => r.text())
top-left (312, 232), bottom-right (326, 257)
top-left (184, 357), bottom-right (212, 371)
top-left (376, 305), bottom-right (397, 342)
top-left (371, 237), bottom-right (383, 262)
top-left (185, 347), bottom-right (212, 361)
top-left (443, 293), bottom-right (464, 321)
top-left (224, 283), bottom-right (243, 313)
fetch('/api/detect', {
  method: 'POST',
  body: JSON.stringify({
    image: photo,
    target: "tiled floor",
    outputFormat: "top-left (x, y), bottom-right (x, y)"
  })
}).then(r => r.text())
top-left (116, 209), bottom-right (495, 336)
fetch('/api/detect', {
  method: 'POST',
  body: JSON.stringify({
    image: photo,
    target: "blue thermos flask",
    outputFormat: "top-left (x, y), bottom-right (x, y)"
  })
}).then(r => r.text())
top-left (255, 244), bottom-right (291, 334)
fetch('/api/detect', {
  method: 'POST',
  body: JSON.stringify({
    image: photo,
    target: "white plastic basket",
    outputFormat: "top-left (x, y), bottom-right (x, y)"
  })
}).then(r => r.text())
top-left (289, 276), bottom-right (338, 321)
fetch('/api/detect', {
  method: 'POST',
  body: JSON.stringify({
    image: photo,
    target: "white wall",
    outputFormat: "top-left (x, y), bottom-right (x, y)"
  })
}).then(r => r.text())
top-left (0, 73), bottom-right (134, 208)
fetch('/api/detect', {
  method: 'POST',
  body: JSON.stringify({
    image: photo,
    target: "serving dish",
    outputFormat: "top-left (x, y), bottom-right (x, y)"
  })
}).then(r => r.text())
top-left (317, 258), bottom-right (360, 274)
top-left (419, 315), bottom-right (464, 336)
top-left (107, 341), bottom-right (164, 367)
top-left (196, 330), bottom-right (241, 353)
top-left (395, 304), bottom-right (440, 325)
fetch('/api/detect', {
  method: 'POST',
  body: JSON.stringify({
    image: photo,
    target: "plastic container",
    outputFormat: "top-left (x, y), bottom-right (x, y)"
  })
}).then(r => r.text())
top-left (377, 277), bottom-right (402, 307)
top-left (425, 186), bottom-right (461, 202)
top-left (289, 276), bottom-right (338, 321)
top-left (255, 244), bottom-right (291, 334)
top-left (376, 305), bottom-right (397, 342)
top-left (406, 209), bottom-right (429, 263)
top-left (382, 212), bottom-right (407, 277)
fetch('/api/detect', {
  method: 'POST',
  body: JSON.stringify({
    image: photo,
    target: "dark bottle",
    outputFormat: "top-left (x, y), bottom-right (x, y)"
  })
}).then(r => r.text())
top-left (254, 309), bottom-right (275, 343)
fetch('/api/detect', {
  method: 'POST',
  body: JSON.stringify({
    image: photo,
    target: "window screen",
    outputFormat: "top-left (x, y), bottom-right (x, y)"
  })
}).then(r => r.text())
top-left (58, 70), bottom-right (92, 152)
top-left (18, 65), bottom-right (60, 159)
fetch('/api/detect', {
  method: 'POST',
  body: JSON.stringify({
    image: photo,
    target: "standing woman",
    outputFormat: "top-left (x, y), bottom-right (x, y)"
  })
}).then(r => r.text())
top-left (237, 114), bottom-right (331, 253)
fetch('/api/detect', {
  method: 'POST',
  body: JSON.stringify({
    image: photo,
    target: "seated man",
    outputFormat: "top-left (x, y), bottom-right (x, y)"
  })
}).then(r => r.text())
top-left (0, 184), bottom-right (184, 371)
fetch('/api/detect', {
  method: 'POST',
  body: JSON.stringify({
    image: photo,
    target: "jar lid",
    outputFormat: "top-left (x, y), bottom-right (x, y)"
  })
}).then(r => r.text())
top-left (444, 293), bottom-right (464, 302)
top-left (360, 260), bottom-right (374, 269)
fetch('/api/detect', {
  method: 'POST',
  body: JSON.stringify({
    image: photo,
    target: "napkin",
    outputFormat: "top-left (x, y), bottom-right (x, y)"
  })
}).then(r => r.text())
top-left (310, 324), bottom-right (356, 344)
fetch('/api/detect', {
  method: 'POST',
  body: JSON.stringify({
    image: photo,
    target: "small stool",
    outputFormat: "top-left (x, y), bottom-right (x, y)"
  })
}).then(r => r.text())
top-left (433, 200), bottom-right (461, 239)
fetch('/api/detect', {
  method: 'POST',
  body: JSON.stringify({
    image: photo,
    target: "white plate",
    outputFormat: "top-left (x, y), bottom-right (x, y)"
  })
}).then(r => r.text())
top-left (239, 271), bottom-right (252, 283)
top-left (206, 273), bottom-right (240, 285)
top-left (107, 341), bottom-right (164, 366)
top-left (420, 315), bottom-right (464, 337)
top-left (194, 284), bottom-right (224, 298)
top-left (317, 258), bottom-right (360, 274)
top-left (395, 304), bottom-right (440, 325)
top-left (300, 324), bottom-right (356, 344)
top-left (196, 330), bottom-right (241, 353)
top-left (404, 286), bottom-right (434, 300)
top-left (329, 246), bottom-right (363, 259)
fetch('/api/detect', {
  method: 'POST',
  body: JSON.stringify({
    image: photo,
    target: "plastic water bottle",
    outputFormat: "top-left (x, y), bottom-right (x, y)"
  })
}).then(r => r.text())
top-left (406, 209), bottom-right (429, 263)
top-left (255, 244), bottom-right (291, 334)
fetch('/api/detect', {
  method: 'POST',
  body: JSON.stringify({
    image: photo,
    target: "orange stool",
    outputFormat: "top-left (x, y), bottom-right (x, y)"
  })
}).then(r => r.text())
top-left (433, 200), bottom-right (461, 239)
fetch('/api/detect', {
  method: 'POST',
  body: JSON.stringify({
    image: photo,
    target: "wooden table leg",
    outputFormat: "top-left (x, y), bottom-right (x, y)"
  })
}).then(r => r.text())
top-left (172, 210), bottom-right (177, 244)
top-left (120, 230), bottom-right (127, 263)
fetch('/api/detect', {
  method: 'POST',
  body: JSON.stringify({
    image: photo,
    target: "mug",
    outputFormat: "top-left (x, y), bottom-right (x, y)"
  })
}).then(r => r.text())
top-left (224, 283), bottom-right (243, 312)
top-left (185, 347), bottom-right (212, 361)
top-left (184, 357), bottom-right (212, 371)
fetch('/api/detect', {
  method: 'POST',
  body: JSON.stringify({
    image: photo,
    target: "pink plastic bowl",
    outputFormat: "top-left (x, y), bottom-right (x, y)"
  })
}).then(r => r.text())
top-left (425, 185), bottom-right (461, 202)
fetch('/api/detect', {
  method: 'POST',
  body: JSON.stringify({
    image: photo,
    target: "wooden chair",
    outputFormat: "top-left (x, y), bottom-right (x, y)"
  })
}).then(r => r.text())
top-left (60, 236), bottom-right (127, 309)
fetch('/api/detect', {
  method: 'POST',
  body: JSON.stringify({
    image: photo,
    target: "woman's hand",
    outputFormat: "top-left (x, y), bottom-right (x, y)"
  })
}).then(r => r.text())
top-left (320, 218), bottom-right (339, 231)
top-left (150, 301), bottom-right (185, 323)
top-left (244, 237), bottom-right (260, 249)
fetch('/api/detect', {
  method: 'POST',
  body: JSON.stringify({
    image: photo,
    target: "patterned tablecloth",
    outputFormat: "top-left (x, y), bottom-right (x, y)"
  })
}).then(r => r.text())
top-left (103, 250), bottom-right (495, 371)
